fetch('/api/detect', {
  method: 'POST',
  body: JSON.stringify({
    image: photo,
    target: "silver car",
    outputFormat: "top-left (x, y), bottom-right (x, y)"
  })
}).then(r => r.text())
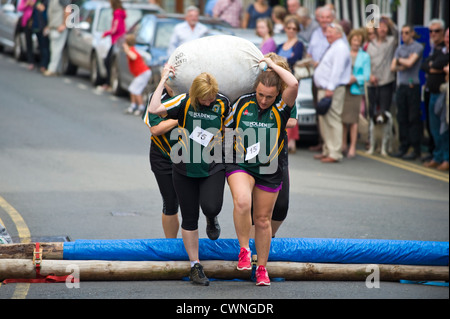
top-left (62, 0), bottom-right (163, 85)
top-left (0, 0), bottom-right (38, 61)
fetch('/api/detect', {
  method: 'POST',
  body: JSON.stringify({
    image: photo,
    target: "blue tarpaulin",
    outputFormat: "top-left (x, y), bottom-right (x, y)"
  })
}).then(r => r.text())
top-left (63, 238), bottom-right (449, 266)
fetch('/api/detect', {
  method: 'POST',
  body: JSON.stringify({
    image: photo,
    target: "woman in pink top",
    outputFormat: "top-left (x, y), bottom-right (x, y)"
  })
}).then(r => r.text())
top-left (102, 0), bottom-right (127, 88)
top-left (256, 17), bottom-right (276, 55)
top-left (18, 0), bottom-right (36, 70)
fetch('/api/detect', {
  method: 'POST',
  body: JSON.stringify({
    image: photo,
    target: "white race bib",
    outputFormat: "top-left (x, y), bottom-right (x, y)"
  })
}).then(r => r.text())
top-left (189, 126), bottom-right (214, 147)
top-left (245, 142), bottom-right (260, 161)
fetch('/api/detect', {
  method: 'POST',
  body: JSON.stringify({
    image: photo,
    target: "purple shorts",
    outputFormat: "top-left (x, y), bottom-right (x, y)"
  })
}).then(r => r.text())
top-left (225, 167), bottom-right (283, 193)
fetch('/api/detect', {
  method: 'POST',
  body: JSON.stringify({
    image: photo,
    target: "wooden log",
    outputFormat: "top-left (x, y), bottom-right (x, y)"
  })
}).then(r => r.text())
top-left (0, 259), bottom-right (448, 282)
top-left (0, 243), bottom-right (64, 259)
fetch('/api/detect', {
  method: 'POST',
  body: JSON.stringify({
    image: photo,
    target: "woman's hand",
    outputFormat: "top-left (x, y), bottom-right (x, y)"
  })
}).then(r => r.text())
top-left (260, 57), bottom-right (276, 70)
top-left (162, 64), bottom-right (176, 82)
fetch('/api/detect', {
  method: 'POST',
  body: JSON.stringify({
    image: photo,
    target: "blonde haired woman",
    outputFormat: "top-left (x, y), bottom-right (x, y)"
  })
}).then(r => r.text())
top-left (149, 65), bottom-right (231, 286)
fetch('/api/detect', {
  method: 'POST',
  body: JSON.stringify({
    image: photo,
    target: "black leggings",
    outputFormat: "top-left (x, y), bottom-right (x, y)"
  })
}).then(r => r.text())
top-left (172, 169), bottom-right (226, 231)
top-left (272, 165), bottom-right (289, 222)
top-left (154, 172), bottom-right (179, 216)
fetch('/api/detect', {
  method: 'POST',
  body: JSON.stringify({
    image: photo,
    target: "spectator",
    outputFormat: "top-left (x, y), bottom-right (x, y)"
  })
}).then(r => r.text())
top-left (445, 63), bottom-right (449, 127)
top-left (342, 29), bottom-right (371, 159)
top-left (366, 17), bottom-right (397, 119)
top-left (286, 0), bottom-right (301, 16)
top-left (18, 0), bottom-right (36, 70)
top-left (421, 19), bottom-right (447, 163)
top-left (241, 0), bottom-right (271, 29)
top-left (271, 5), bottom-right (287, 34)
top-left (122, 34), bottom-right (152, 116)
top-left (313, 23), bottom-right (352, 163)
top-left (43, 0), bottom-right (71, 76)
top-left (339, 19), bottom-right (352, 36)
top-left (276, 16), bottom-right (303, 72)
top-left (306, 5), bottom-right (335, 152)
top-left (213, 0), bottom-right (242, 28)
top-left (256, 18), bottom-right (276, 55)
top-left (423, 27), bottom-right (449, 171)
top-left (32, 0), bottom-right (50, 73)
top-left (102, 0), bottom-right (126, 89)
top-left (390, 25), bottom-right (424, 160)
top-left (168, 6), bottom-right (208, 56)
top-left (363, 26), bottom-right (376, 51)
top-left (308, 6), bottom-right (334, 67)
top-left (297, 6), bottom-right (319, 42)
top-left (204, 0), bottom-right (219, 16)
top-left (276, 16), bottom-right (303, 153)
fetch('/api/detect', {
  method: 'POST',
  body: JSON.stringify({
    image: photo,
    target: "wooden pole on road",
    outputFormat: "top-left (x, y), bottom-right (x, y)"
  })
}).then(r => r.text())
top-left (0, 259), bottom-right (448, 282)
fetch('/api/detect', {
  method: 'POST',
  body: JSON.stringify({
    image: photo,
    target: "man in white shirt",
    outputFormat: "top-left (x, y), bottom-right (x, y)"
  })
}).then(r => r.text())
top-left (313, 23), bottom-right (351, 163)
top-left (306, 6), bottom-right (334, 152)
top-left (307, 6), bottom-right (334, 66)
top-left (168, 6), bottom-right (209, 56)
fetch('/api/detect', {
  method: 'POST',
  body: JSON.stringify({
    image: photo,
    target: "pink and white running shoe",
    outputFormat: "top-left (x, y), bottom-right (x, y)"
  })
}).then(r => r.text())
top-left (237, 247), bottom-right (251, 270)
top-left (255, 265), bottom-right (271, 286)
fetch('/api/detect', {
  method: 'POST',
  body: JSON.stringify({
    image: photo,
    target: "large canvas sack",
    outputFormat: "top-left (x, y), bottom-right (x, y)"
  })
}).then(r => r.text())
top-left (167, 35), bottom-right (265, 102)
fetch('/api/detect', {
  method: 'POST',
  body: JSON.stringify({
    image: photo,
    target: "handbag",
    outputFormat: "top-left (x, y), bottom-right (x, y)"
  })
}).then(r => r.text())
top-left (317, 97), bottom-right (332, 115)
top-left (293, 58), bottom-right (314, 80)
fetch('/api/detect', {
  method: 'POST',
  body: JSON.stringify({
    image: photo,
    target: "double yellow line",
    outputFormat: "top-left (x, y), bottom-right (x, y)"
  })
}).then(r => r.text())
top-left (0, 195), bottom-right (31, 298)
top-left (356, 151), bottom-right (449, 183)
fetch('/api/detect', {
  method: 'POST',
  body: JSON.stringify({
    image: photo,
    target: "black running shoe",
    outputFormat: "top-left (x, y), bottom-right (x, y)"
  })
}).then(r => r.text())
top-left (190, 263), bottom-right (210, 286)
top-left (206, 216), bottom-right (221, 240)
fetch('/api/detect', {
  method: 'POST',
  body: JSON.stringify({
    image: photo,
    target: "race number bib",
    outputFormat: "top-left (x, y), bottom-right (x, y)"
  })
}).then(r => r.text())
top-left (189, 126), bottom-right (214, 147)
top-left (245, 142), bottom-right (260, 161)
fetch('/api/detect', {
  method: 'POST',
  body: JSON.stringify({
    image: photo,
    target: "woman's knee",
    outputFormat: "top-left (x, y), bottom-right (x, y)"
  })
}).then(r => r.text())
top-left (253, 214), bottom-right (271, 230)
top-left (233, 193), bottom-right (252, 213)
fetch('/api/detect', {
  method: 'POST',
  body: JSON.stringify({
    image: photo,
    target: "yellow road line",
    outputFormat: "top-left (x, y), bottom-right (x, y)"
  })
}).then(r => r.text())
top-left (356, 151), bottom-right (449, 183)
top-left (0, 195), bottom-right (31, 298)
top-left (0, 196), bottom-right (31, 242)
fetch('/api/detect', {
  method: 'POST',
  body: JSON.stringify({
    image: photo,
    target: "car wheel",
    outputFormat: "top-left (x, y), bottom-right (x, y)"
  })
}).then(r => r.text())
top-left (90, 53), bottom-right (103, 86)
top-left (110, 58), bottom-right (126, 96)
top-left (61, 47), bottom-right (78, 75)
top-left (13, 34), bottom-right (24, 61)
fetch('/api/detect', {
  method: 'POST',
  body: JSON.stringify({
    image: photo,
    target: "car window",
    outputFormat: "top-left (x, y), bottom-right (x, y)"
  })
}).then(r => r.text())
top-left (96, 8), bottom-right (158, 33)
top-left (134, 19), bottom-right (153, 44)
top-left (154, 21), bottom-right (177, 49)
top-left (1, 0), bottom-right (14, 6)
top-left (79, 8), bottom-right (95, 27)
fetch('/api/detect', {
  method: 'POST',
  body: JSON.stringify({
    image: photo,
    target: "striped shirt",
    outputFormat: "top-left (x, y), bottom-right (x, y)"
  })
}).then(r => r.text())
top-left (225, 93), bottom-right (293, 176)
top-left (143, 89), bottom-right (178, 174)
top-left (163, 93), bottom-right (231, 178)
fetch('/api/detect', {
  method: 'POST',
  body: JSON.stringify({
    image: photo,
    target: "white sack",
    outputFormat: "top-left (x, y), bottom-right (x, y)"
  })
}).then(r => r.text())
top-left (167, 35), bottom-right (264, 102)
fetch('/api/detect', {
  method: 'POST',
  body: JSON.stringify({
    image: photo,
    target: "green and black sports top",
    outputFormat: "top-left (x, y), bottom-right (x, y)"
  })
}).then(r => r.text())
top-left (224, 92), bottom-right (293, 177)
top-left (163, 93), bottom-right (231, 178)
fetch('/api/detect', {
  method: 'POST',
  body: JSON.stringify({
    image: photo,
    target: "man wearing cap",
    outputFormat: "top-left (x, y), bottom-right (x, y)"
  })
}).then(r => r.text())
top-left (313, 23), bottom-right (352, 163)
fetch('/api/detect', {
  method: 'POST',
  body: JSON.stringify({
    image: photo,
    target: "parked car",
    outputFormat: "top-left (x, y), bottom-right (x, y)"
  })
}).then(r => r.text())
top-left (63, 0), bottom-right (163, 85)
top-left (0, 0), bottom-right (38, 61)
top-left (109, 13), bottom-right (233, 97)
top-left (296, 77), bottom-right (319, 143)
